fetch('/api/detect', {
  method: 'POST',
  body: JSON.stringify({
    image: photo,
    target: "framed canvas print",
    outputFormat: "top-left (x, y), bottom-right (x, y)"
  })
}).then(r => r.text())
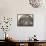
top-left (17, 14), bottom-right (33, 26)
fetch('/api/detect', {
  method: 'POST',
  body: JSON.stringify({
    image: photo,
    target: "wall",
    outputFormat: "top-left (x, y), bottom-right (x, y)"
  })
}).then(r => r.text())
top-left (0, 0), bottom-right (46, 40)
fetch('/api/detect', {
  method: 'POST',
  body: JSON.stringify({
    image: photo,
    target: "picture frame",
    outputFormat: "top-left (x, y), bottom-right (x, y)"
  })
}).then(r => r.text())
top-left (17, 14), bottom-right (33, 26)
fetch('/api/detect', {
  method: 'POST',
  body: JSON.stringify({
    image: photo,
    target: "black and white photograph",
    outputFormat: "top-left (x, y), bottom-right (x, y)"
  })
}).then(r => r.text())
top-left (17, 14), bottom-right (33, 26)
